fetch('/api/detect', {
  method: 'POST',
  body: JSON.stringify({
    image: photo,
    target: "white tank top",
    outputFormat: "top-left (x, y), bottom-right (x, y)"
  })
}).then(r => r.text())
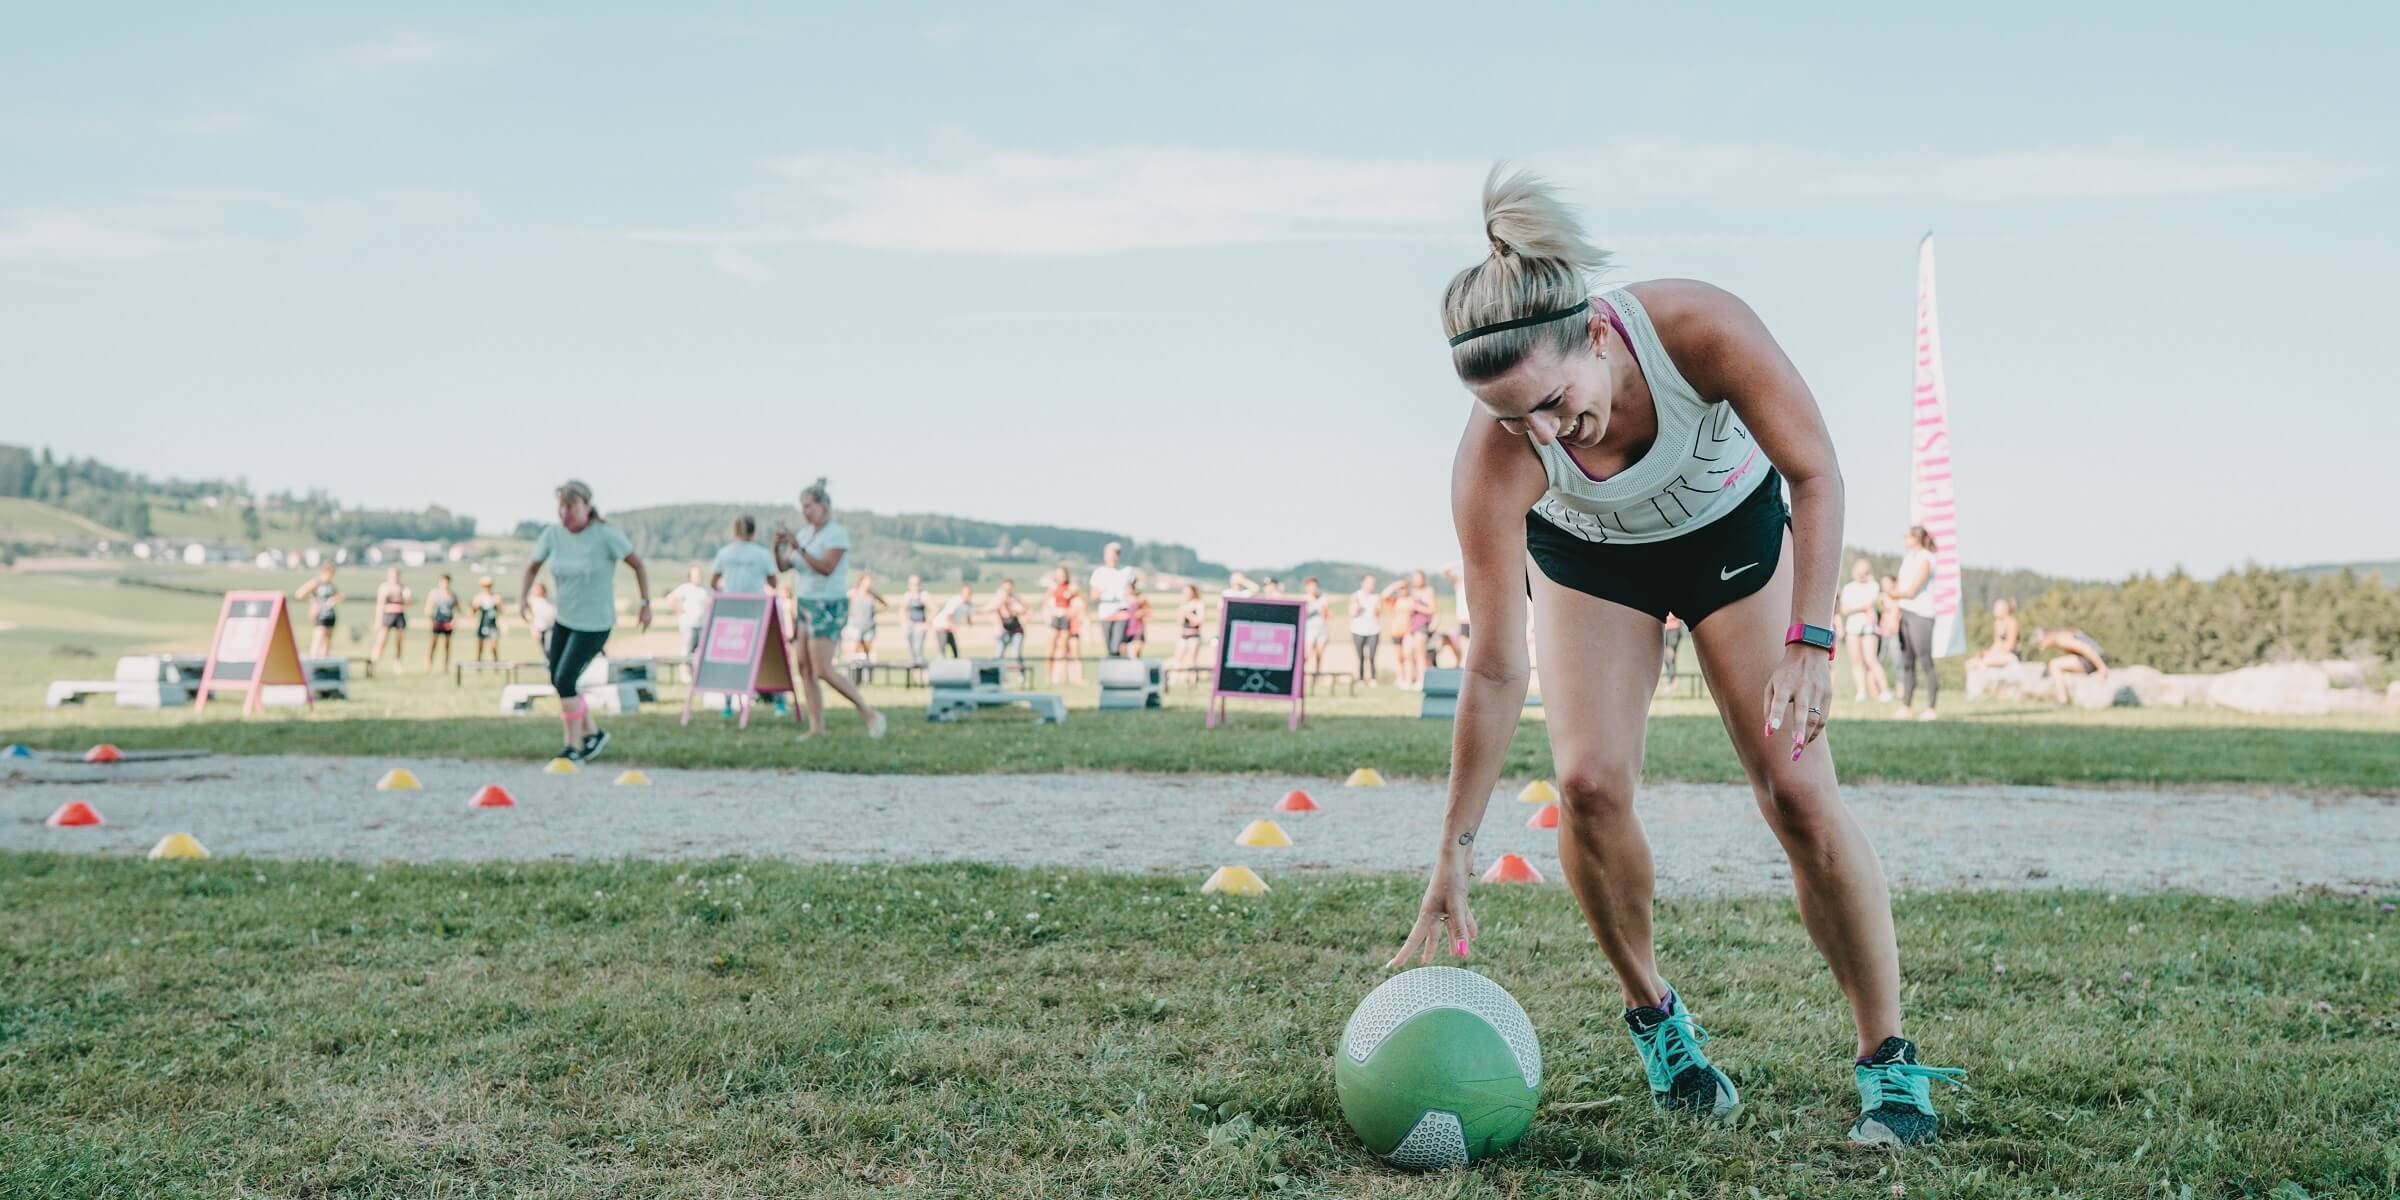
top-left (1527, 288), bottom-right (1772, 545)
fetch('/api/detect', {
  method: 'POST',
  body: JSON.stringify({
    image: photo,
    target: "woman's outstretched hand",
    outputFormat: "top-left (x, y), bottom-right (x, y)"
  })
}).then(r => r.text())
top-left (1763, 643), bottom-right (1834, 760)
top-left (1388, 856), bottom-right (1478, 968)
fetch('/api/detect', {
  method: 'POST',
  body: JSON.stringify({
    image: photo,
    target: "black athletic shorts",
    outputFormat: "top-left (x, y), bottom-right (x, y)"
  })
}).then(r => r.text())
top-left (1525, 467), bottom-right (1788, 628)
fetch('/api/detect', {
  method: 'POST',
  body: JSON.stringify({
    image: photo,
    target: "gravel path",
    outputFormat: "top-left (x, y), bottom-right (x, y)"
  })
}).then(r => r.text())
top-left (5, 755), bottom-right (2394, 897)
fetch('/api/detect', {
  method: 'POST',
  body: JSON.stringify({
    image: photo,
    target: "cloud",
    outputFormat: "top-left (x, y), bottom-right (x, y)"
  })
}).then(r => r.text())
top-left (0, 188), bottom-right (477, 267)
top-left (591, 139), bottom-right (2359, 266)
top-left (311, 28), bottom-right (472, 81)
top-left (0, 207), bottom-right (251, 265)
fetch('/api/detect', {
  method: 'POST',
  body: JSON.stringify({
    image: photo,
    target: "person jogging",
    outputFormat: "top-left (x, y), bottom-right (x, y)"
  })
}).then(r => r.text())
top-left (518, 480), bottom-right (651, 764)
top-left (1388, 167), bottom-right (1961, 1147)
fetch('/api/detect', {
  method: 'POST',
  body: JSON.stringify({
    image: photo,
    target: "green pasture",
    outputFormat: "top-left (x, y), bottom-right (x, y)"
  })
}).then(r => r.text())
top-left (2, 857), bottom-right (2392, 1198)
top-left (4, 563), bottom-right (2397, 789)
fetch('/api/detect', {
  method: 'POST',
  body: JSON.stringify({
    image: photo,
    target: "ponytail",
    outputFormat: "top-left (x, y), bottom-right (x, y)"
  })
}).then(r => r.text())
top-left (1440, 165), bottom-right (1614, 384)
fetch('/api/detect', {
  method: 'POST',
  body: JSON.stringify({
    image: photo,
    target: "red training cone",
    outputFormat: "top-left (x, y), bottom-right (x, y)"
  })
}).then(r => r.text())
top-left (83, 744), bottom-right (124, 764)
top-left (1481, 853), bottom-right (1544, 884)
top-left (1525, 802), bottom-right (1560, 830)
top-left (469, 784), bottom-right (516, 809)
top-left (47, 800), bottom-right (104, 828)
top-left (1273, 789), bottom-right (1319, 814)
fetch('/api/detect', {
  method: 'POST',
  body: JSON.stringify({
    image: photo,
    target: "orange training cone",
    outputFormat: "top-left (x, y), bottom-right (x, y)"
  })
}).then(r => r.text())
top-left (470, 784), bottom-right (516, 809)
top-left (1518, 779), bottom-right (1558, 804)
top-left (1526, 802), bottom-right (1560, 830)
top-left (84, 744), bottom-right (124, 764)
top-left (46, 800), bottom-right (104, 828)
top-left (1273, 789), bottom-right (1318, 813)
top-left (1201, 866), bottom-right (1270, 895)
top-left (1481, 853), bottom-right (1543, 884)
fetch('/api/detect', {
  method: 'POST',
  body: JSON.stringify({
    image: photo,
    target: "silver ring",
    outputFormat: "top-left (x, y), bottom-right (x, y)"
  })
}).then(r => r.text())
top-left (1806, 706), bottom-right (1824, 717)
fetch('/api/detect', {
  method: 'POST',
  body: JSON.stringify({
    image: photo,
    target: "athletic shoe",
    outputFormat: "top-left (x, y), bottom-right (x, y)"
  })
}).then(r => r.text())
top-left (556, 744), bottom-right (584, 764)
top-left (1625, 989), bottom-right (1740, 1118)
top-left (1915, 709), bottom-right (1939, 722)
top-left (579, 728), bottom-right (610, 764)
top-left (867, 711), bottom-right (887, 740)
top-left (1848, 1036), bottom-right (1965, 1147)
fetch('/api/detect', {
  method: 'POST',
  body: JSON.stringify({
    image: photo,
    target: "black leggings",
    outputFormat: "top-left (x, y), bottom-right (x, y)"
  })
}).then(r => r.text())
top-left (1353, 633), bottom-right (1379, 682)
top-left (1898, 611), bottom-right (1937, 708)
top-left (545, 625), bottom-right (611, 699)
top-left (937, 630), bottom-right (961, 658)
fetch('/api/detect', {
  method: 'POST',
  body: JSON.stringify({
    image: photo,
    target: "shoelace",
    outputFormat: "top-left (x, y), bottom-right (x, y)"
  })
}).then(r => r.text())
top-left (1858, 1060), bottom-right (1967, 1113)
top-left (1632, 1013), bottom-right (1712, 1093)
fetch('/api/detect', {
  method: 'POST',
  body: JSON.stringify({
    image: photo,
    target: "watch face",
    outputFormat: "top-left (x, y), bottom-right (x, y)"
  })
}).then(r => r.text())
top-left (1801, 624), bottom-right (1836, 649)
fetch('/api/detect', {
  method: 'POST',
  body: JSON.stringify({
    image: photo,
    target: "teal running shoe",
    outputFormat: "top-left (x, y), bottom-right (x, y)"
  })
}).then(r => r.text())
top-left (1624, 988), bottom-right (1739, 1118)
top-left (1848, 1036), bottom-right (1965, 1146)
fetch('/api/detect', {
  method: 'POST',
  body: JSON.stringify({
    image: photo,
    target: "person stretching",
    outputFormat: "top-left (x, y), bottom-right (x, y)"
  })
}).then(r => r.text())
top-left (1389, 167), bottom-right (1961, 1146)
top-left (518, 480), bottom-right (649, 764)
top-left (294, 565), bottom-right (343, 659)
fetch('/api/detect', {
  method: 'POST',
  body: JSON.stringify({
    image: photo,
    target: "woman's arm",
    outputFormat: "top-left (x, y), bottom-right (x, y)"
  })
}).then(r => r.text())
top-left (793, 544), bottom-right (844, 578)
top-left (623, 551), bottom-right (652, 631)
top-left (1654, 280), bottom-right (1844, 744)
top-left (1390, 413), bottom-right (1546, 966)
top-left (516, 562), bottom-right (541, 622)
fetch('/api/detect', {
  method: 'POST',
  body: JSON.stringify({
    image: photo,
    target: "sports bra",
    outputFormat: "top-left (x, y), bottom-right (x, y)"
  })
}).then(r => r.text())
top-left (1526, 288), bottom-right (1772, 545)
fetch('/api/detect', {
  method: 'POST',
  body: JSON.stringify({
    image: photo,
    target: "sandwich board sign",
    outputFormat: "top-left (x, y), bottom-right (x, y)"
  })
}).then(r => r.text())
top-left (1206, 595), bottom-right (1307, 730)
top-left (195, 591), bottom-right (311, 715)
top-left (679, 592), bottom-right (800, 728)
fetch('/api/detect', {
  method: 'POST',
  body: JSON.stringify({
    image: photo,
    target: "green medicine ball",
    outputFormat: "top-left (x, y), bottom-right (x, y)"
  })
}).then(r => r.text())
top-left (1335, 966), bottom-right (1541, 1169)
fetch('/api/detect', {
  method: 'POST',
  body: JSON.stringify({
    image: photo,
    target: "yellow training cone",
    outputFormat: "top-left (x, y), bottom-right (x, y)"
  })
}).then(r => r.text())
top-left (376, 768), bottom-right (423, 791)
top-left (1518, 779), bottom-right (1558, 805)
top-left (148, 833), bottom-right (209, 860)
top-left (1344, 767), bottom-right (1385, 787)
top-left (1234, 819), bottom-right (1292, 848)
top-left (614, 769), bottom-right (650, 786)
top-left (1201, 866), bottom-right (1270, 895)
top-left (544, 757), bottom-right (579, 775)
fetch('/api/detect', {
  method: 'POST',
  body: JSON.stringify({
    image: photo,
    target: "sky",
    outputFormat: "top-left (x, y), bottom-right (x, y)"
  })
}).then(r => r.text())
top-left (3, 2), bottom-right (2395, 580)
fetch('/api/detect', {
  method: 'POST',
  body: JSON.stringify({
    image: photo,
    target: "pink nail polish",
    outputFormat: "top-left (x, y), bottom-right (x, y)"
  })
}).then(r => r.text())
top-left (1789, 744), bottom-right (1803, 762)
top-left (1454, 938), bottom-right (1468, 957)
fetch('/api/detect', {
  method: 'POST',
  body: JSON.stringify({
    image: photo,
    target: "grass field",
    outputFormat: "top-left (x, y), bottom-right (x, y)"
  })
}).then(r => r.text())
top-left (8, 564), bottom-right (2399, 790)
top-left (2, 856), bottom-right (2392, 1198)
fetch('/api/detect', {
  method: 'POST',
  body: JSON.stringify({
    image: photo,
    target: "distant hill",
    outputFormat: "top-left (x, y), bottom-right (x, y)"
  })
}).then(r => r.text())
top-left (595, 502), bottom-right (1233, 585)
top-left (0, 443), bottom-right (469, 551)
top-left (2290, 560), bottom-right (2400, 587)
top-left (0, 497), bottom-right (125, 541)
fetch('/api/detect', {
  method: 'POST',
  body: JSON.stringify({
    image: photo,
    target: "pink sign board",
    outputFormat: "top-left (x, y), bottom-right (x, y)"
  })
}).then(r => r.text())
top-left (1226, 620), bottom-right (1295, 670)
top-left (705, 617), bottom-right (759, 664)
top-left (1207, 595), bottom-right (1307, 731)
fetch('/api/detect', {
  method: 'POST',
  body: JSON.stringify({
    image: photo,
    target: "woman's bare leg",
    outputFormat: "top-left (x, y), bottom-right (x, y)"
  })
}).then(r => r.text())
top-left (1689, 532), bottom-right (1903, 1058)
top-left (1530, 572), bottom-right (1672, 1008)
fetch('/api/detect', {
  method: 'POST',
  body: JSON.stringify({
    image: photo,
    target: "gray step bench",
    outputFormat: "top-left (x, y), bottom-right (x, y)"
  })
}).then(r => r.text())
top-left (926, 659), bottom-right (1065, 724)
top-left (1419, 668), bottom-right (1543, 719)
top-left (1095, 658), bottom-right (1165, 711)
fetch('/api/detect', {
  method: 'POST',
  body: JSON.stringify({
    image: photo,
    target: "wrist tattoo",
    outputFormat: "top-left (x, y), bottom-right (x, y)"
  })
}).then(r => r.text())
top-left (1456, 830), bottom-right (1474, 847)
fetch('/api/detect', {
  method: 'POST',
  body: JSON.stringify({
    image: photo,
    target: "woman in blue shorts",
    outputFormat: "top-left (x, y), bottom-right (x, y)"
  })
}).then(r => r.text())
top-left (773, 478), bottom-right (885, 740)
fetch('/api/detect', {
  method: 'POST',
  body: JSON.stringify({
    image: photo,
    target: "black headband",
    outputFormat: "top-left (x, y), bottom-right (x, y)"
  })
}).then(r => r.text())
top-left (1446, 299), bottom-right (1591, 347)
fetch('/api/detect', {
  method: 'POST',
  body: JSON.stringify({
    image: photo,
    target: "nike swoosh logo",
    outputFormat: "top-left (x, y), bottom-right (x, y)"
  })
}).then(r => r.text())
top-left (1720, 562), bottom-right (1759, 581)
